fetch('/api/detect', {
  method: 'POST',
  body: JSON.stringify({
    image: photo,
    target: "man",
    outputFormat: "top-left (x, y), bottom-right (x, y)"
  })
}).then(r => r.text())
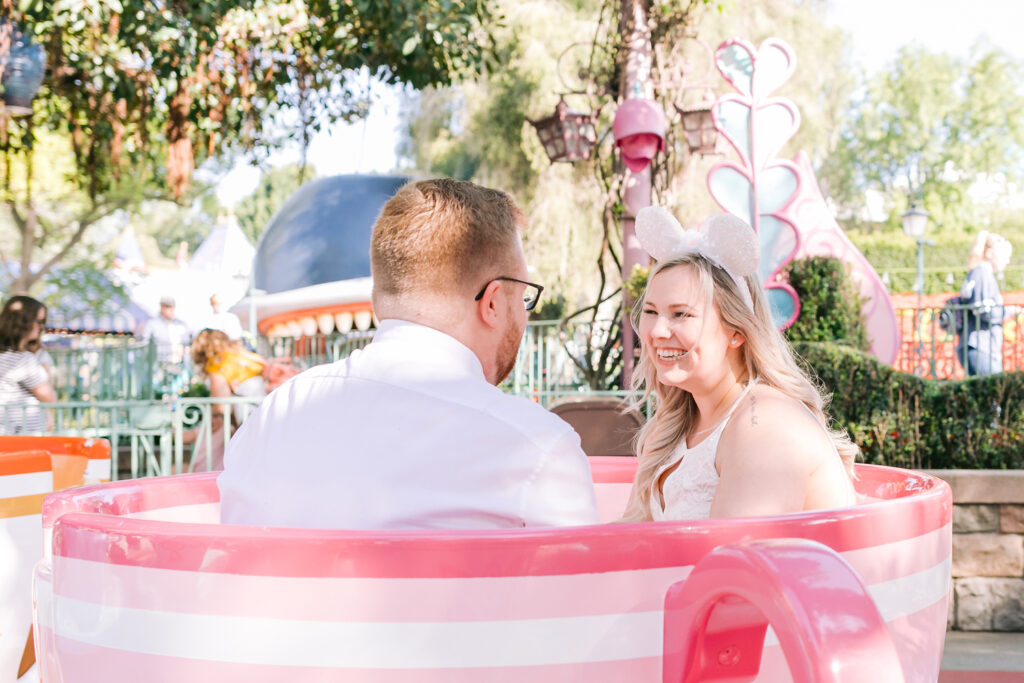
top-left (197, 292), bottom-right (243, 341)
top-left (137, 295), bottom-right (190, 363)
top-left (218, 179), bottom-right (599, 529)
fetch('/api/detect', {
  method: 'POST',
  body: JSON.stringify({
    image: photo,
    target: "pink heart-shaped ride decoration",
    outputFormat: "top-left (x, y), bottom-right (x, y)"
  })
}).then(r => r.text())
top-left (707, 164), bottom-right (753, 226)
top-left (715, 39), bottom-right (756, 98)
top-left (752, 99), bottom-right (800, 170)
top-left (751, 38), bottom-right (796, 99)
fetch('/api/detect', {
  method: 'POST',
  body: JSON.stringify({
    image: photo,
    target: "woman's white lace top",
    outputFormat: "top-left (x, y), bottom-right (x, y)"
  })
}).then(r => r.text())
top-left (649, 381), bottom-right (758, 521)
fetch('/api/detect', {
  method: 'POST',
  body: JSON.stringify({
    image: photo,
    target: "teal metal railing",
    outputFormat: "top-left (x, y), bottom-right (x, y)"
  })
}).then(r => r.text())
top-left (261, 321), bottom-right (621, 406)
top-left (45, 337), bottom-right (158, 400)
top-left (43, 336), bottom-right (193, 400)
top-left (893, 302), bottom-right (1024, 379)
top-left (0, 396), bottom-right (263, 479)
top-left (262, 330), bottom-right (374, 367)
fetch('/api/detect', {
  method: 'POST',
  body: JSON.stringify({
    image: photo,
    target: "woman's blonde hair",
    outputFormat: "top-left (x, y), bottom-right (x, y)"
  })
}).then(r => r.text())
top-left (967, 231), bottom-right (1012, 271)
top-left (191, 329), bottom-right (240, 375)
top-left (621, 254), bottom-right (858, 522)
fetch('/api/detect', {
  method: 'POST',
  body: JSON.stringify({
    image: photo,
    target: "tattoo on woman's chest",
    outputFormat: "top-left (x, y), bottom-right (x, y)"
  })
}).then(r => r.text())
top-left (750, 394), bottom-right (758, 426)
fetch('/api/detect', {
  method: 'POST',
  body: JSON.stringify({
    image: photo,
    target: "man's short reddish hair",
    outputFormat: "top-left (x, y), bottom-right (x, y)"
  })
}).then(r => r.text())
top-left (370, 178), bottom-right (525, 301)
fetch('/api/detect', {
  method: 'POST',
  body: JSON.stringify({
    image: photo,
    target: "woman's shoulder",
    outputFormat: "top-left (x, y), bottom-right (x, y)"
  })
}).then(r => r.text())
top-left (720, 384), bottom-right (831, 466)
top-left (0, 349), bottom-right (39, 366)
top-left (0, 349), bottom-right (44, 381)
top-left (734, 383), bottom-right (814, 421)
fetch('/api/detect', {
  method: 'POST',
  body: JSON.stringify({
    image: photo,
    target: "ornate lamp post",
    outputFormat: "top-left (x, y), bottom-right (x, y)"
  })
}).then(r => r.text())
top-left (902, 202), bottom-right (932, 375)
top-left (0, 22), bottom-right (45, 117)
top-left (902, 203), bottom-right (931, 305)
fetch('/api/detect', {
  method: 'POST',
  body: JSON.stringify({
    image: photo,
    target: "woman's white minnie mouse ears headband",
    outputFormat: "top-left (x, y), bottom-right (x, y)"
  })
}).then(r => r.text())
top-left (635, 207), bottom-right (760, 306)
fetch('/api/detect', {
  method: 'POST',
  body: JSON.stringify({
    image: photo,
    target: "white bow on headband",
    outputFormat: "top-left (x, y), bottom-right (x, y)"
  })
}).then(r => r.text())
top-left (635, 207), bottom-right (761, 305)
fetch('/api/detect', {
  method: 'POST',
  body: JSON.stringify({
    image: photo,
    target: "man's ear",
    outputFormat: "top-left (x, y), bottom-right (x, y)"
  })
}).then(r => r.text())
top-left (475, 280), bottom-right (503, 330)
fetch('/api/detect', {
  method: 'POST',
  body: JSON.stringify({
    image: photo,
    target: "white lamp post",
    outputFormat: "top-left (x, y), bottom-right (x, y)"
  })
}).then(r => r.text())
top-left (902, 203), bottom-right (932, 376)
top-left (902, 203), bottom-right (931, 302)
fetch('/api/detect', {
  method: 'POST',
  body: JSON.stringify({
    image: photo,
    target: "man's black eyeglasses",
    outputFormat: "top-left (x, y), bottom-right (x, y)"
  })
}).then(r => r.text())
top-left (474, 277), bottom-right (544, 311)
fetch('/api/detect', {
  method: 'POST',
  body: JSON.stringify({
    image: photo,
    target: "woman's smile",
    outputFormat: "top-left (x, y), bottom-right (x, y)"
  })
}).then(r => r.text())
top-left (654, 347), bottom-right (689, 363)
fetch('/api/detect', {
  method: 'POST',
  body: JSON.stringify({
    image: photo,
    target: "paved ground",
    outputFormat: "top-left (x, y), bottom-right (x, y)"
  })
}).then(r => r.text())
top-left (21, 630), bottom-right (1023, 681)
top-left (941, 632), bottom-right (1024, 682)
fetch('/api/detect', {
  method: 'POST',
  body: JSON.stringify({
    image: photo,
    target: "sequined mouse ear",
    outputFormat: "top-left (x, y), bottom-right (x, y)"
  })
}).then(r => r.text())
top-left (702, 213), bottom-right (760, 278)
top-left (635, 206), bottom-right (691, 262)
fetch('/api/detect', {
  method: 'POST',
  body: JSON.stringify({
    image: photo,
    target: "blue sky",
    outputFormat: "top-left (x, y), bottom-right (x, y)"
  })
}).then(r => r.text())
top-left (213, 0), bottom-right (1024, 206)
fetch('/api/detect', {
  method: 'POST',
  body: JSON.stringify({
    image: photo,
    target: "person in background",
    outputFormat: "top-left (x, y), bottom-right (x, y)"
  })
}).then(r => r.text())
top-left (0, 295), bottom-right (56, 434)
top-left (622, 208), bottom-right (856, 522)
top-left (197, 292), bottom-right (243, 341)
top-left (218, 178), bottom-right (599, 530)
top-left (137, 295), bottom-right (190, 363)
top-left (956, 231), bottom-right (1014, 376)
top-left (186, 328), bottom-right (267, 472)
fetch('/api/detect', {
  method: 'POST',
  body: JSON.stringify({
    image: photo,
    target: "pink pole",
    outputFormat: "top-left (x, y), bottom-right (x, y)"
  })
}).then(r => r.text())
top-left (621, 172), bottom-right (651, 388)
top-left (618, 0), bottom-right (653, 388)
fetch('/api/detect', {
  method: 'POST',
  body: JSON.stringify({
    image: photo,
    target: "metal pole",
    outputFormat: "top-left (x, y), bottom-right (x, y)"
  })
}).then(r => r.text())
top-left (921, 239), bottom-right (929, 378)
top-left (619, 0), bottom-right (652, 389)
top-left (916, 239), bottom-right (925, 315)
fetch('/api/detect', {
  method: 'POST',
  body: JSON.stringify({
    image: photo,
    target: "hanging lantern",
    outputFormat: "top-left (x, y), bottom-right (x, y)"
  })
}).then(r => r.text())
top-left (528, 97), bottom-right (596, 163)
top-left (675, 103), bottom-right (718, 156)
top-left (612, 98), bottom-right (667, 173)
top-left (0, 23), bottom-right (45, 117)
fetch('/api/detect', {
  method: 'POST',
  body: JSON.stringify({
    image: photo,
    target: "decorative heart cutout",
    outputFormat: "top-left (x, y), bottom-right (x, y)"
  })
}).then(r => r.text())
top-left (752, 99), bottom-right (800, 170)
top-left (765, 283), bottom-right (800, 329)
top-left (758, 214), bottom-right (799, 280)
top-left (757, 162), bottom-right (800, 214)
top-left (707, 164), bottom-right (753, 226)
top-left (713, 98), bottom-right (800, 173)
top-left (707, 163), bottom-right (800, 224)
top-left (712, 97), bottom-right (751, 167)
top-left (715, 39), bottom-right (755, 98)
top-left (752, 38), bottom-right (796, 99)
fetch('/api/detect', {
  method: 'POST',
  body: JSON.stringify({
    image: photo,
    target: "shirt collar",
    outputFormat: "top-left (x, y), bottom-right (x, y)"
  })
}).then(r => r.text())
top-left (373, 319), bottom-right (485, 380)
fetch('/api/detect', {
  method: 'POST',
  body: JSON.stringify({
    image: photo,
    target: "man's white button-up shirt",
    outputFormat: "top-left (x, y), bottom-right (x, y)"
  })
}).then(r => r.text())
top-left (218, 320), bottom-right (600, 529)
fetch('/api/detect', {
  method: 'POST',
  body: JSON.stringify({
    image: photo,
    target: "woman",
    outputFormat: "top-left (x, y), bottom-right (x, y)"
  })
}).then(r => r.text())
top-left (186, 329), bottom-right (267, 471)
top-left (0, 295), bottom-right (56, 434)
top-left (622, 208), bottom-right (857, 521)
top-left (956, 231), bottom-right (1013, 376)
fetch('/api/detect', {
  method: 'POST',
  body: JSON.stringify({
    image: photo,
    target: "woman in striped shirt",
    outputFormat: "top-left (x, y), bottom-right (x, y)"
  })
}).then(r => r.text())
top-left (0, 295), bottom-right (56, 434)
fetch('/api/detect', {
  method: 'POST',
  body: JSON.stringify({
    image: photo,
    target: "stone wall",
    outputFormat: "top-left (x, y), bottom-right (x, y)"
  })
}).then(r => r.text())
top-left (925, 470), bottom-right (1024, 631)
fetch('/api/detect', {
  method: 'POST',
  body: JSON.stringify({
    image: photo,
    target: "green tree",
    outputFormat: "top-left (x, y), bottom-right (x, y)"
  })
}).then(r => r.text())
top-left (1, 0), bottom-right (496, 294)
top-left (820, 43), bottom-right (1024, 232)
top-left (234, 163), bottom-right (317, 245)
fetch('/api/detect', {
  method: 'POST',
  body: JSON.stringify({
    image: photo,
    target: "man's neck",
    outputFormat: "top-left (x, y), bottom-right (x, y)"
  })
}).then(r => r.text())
top-left (377, 302), bottom-right (495, 383)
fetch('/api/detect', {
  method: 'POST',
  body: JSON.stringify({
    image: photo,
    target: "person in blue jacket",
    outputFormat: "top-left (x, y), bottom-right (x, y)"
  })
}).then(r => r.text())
top-left (956, 232), bottom-right (1015, 376)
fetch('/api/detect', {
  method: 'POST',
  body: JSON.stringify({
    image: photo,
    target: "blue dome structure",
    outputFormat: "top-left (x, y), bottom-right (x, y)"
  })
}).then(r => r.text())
top-left (253, 174), bottom-right (411, 294)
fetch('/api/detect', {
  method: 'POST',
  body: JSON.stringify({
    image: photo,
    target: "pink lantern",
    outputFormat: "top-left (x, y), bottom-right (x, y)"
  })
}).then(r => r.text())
top-left (612, 98), bottom-right (666, 172)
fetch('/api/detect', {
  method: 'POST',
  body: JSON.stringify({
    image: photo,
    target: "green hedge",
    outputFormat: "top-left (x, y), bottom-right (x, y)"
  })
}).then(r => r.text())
top-left (794, 341), bottom-right (1024, 470)
top-left (847, 229), bottom-right (1024, 295)
top-left (784, 257), bottom-right (868, 350)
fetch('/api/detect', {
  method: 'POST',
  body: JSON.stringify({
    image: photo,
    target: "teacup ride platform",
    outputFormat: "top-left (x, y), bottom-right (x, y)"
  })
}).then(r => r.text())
top-left (25, 457), bottom-right (949, 682)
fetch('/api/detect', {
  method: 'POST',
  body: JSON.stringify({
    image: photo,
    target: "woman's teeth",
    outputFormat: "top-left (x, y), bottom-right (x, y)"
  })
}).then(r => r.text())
top-left (657, 349), bottom-right (687, 361)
